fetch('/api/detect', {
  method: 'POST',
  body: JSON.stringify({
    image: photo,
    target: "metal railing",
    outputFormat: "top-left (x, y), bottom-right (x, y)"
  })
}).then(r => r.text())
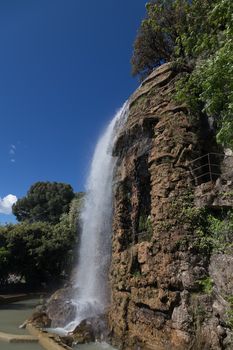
top-left (189, 152), bottom-right (233, 185)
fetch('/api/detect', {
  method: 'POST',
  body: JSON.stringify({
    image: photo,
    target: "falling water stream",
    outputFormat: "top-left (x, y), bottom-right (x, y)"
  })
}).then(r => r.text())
top-left (65, 102), bottom-right (128, 331)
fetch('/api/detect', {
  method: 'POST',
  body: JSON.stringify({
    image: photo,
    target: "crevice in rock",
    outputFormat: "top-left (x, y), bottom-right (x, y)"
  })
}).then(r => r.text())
top-left (134, 154), bottom-right (152, 244)
top-left (129, 253), bottom-right (141, 276)
top-left (142, 117), bottom-right (159, 139)
top-left (135, 302), bottom-right (170, 319)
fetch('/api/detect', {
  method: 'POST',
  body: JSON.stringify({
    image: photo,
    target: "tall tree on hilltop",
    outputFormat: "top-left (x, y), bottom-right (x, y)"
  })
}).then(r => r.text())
top-left (131, 0), bottom-right (189, 79)
top-left (12, 182), bottom-right (75, 224)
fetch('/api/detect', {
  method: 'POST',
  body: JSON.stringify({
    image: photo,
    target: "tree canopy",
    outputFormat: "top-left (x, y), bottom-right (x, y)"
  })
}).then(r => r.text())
top-left (12, 182), bottom-right (75, 224)
top-left (131, 0), bottom-right (188, 79)
top-left (0, 219), bottom-right (76, 287)
top-left (0, 183), bottom-right (84, 288)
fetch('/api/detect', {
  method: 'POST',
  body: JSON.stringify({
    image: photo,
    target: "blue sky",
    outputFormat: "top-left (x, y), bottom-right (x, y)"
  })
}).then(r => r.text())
top-left (0, 0), bottom-right (147, 224)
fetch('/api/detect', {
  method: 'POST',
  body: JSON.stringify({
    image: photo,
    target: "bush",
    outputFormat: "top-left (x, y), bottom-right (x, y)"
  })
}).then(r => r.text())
top-left (0, 190), bottom-right (84, 287)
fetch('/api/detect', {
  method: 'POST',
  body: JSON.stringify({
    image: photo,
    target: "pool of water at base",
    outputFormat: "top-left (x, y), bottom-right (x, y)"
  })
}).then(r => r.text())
top-left (0, 298), bottom-right (41, 335)
top-left (0, 343), bottom-right (43, 350)
top-left (0, 298), bottom-right (43, 349)
top-left (0, 298), bottom-right (116, 350)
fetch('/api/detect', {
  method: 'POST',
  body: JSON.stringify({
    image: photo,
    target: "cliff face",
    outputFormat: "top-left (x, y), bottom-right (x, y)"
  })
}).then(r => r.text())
top-left (109, 63), bottom-right (233, 349)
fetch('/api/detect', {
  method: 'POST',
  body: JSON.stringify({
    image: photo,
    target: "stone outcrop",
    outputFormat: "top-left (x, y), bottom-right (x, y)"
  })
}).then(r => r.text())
top-left (69, 315), bottom-right (108, 344)
top-left (46, 287), bottom-right (76, 328)
top-left (108, 63), bottom-right (233, 349)
top-left (28, 310), bottom-right (51, 328)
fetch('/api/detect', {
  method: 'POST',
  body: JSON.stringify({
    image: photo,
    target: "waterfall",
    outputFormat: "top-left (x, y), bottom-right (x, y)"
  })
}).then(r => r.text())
top-left (65, 102), bottom-right (128, 331)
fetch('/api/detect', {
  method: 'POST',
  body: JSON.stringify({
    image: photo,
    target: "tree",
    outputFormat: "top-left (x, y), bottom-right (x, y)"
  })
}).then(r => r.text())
top-left (5, 222), bottom-right (53, 285)
top-left (0, 191), bottom-right (84, 288)
top-left (67, 192), bottom-right (84, 231)
top-left (12, 182), bottom-right (75, 224)
top-left (2, 220), bottom-right (76, 287)
top-left (131, 0), bottom-right (189, 79)
top-left (0, 227), bottom-right (11, 285)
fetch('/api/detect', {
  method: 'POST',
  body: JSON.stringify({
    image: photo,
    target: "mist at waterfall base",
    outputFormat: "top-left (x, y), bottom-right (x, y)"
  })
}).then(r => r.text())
top-left (63, 103), bottom-right (128, 333)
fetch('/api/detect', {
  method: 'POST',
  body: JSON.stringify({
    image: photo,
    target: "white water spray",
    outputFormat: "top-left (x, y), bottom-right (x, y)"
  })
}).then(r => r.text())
top-left (65, 102), bottom-right (128, 331)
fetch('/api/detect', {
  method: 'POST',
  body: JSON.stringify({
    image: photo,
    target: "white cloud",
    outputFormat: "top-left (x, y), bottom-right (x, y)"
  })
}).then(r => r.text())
top-left (0, 194), bottom-right (17, 215)
top-left (9, 144), bottom-right (17, 163)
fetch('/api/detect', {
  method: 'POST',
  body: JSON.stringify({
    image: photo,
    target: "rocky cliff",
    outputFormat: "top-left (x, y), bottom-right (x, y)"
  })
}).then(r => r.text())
top-left (108, 63), bottom-right (233, 350)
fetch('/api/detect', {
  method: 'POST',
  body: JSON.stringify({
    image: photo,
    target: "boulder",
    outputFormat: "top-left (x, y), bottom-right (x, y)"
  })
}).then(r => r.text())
top-left (29, 310), bottom-right (51, 328)
top-left (71, 320), bottom-right (95, 344)
top-left (70, 315), bottom-right (108, 344)
top-left (46, 287), bottom-right (77, 328)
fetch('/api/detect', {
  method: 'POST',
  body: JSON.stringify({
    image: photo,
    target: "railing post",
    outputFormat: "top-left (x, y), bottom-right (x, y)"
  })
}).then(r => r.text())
top-left (208, 153), bottom-right (213, 182)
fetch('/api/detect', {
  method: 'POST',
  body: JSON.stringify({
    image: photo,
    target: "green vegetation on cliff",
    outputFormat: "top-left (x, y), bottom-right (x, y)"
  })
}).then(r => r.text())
top-left (132, 0), bottom-right (233, 148)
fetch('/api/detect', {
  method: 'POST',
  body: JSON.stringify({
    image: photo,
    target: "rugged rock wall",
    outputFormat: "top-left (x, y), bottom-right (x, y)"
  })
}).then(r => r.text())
top-left (108, 63), bottom-right (233, 349)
